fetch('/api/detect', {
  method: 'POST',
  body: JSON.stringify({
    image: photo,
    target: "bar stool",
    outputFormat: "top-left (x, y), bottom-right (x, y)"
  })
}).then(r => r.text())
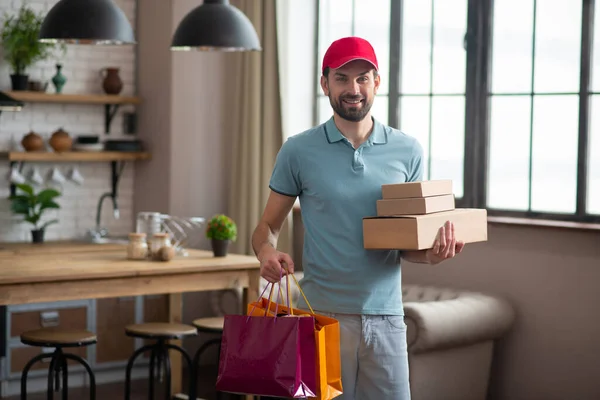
top-left (19, 327), bottom-right (97, 400)
top-left (123, 322), bottom-right (197, 400)
top-left (190, 317), bottom-right (224, 399)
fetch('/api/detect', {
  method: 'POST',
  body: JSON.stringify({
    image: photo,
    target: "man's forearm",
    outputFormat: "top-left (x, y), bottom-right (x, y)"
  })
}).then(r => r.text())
top-left (251, 221), bottom-right (278, 259)
top-left (401, 250), bottom-right (432, 264)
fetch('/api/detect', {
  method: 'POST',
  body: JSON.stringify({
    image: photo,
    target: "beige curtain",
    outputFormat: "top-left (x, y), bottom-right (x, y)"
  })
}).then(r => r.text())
top-left (226, 0), bottom-right (293, 257)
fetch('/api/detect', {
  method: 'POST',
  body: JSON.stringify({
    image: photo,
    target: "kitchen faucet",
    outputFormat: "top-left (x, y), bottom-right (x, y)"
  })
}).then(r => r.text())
top-left (88, 192), bottom-right (120, 240)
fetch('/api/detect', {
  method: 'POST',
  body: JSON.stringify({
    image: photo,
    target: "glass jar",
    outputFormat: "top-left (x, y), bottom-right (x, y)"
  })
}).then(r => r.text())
top-left (127, 233), bottom-right (148, 260)
top-left (150, 233), bottom-right (173, 261)
top-left (136, 212), bottom-right (163, 245)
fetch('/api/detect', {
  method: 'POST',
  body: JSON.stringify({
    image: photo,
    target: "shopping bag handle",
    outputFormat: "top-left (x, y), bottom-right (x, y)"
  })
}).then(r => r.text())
top-left (290, 273), bottom-right (315, 315)
top-left (248, 266), bottom-right (315, 316)
top-left (265, 282), bottom-right (280, 317)
top-left (249, 265), bottom-right (285, 318)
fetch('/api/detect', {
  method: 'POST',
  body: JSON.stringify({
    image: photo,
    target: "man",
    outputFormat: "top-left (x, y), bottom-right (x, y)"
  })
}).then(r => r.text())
top-left (251, 36), bottom-right (464, 399)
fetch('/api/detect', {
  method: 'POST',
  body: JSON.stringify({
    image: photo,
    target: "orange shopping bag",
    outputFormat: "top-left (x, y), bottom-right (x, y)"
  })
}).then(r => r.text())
top-left (247, 274), bottom-right (343, 400)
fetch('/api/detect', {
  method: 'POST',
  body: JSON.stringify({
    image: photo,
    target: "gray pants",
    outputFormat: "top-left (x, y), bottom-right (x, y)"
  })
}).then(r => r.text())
top-left (317, 311), bottom-right (411, 400)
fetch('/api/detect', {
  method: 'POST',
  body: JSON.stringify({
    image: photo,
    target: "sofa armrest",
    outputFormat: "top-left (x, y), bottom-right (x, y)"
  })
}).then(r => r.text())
top-left (404, 292), bottom-right (515, 354)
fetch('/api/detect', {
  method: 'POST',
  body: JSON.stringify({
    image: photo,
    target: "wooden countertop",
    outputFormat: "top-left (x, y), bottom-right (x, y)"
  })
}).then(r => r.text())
top-left (0, 241), bottom-right (260, 285)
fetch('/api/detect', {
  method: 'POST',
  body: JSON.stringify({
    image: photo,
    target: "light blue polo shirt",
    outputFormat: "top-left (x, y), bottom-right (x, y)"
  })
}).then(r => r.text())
top-left (269, 116), bottom-right (424, 315)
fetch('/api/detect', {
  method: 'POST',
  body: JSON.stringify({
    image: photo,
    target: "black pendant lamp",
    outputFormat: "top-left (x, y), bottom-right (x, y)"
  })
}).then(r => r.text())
top-left (171, 0), bottom-right (261, 51)
top-left (39, 0), bottom-right (135, 45)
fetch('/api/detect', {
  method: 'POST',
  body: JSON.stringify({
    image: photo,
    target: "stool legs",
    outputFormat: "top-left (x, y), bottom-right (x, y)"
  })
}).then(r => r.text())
top-left (63, 353), bottom-right (96, 400)
top-left (163, 343), bottom-right (194, 399)
top-left (20, 348), bottom-right (96, 400)
top-left (21, 352), bottom-right (52, 400)
top-left (125, 340), bottom-right (194, 400)
top-left (125, 344), bottom-right (154, 400)
top-left (190, 338), bottom-right (222, 400)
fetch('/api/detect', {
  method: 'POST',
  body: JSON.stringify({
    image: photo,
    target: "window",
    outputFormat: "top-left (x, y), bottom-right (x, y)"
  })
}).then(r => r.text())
top-left (398, 0), bottom-right (468, 199)
top-left (316, 0), bottom-right (391, 126)
top-left (316, 0), bottom-right (468, 199)
top-left (487, 0), bottom-right (582, 215)
top-left (312, 0), bottom-right (600, 223)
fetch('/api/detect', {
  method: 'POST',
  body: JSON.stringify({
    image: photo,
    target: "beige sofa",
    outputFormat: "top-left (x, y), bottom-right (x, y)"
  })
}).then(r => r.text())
top-left (402, 284), bottom-right (515, 400)
top-left (258, 276), bottom-right (515, 400)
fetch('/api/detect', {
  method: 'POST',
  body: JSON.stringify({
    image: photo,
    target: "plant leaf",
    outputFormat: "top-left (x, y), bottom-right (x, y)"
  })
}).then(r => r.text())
top-left (39, 200), bottom-right (60, 211)
top-left (36, 189), bottom-right (61, 204)
top-left (25, 215), bottom-right (39, 225)
top-left (10, 198), bottom-right (30, 215)
top-left (15, 183), bottom-right (33, 196)
top-left (40, 219), bottom-right (58, 230)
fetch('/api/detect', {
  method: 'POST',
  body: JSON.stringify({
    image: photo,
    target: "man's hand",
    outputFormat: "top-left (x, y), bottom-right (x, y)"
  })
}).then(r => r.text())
top-left (425, 220), bottom-right (465, 264)
top-left (258, 245), bottom-right (295, 283)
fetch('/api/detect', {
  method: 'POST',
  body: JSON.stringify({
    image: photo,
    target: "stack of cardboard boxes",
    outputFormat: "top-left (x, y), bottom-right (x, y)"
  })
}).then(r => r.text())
top-left (363, 180), bottom-right (488, 250)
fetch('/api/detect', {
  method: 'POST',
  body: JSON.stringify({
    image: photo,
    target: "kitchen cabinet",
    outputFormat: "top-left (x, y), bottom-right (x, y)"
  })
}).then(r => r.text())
top-left (142, 295), bottom-right (170, 353)
top-left (10, 305), bottom-right (87, 337)
top-left (1, 295), bottom-right (170, 388)
top-left (95, 297), bottom-right (136, 364)
top-left (4, 300), bottom-right (93, 380)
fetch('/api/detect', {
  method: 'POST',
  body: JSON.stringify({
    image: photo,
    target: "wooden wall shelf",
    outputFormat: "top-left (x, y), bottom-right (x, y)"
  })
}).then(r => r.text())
top-left (4, 91), bottom-right (140, 105)
top-left (1, 151), bottom-right (150, 162)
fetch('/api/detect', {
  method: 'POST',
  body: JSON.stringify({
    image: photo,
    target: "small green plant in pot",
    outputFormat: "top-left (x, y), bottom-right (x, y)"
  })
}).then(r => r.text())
top-left (1, 4), bottom-right (66, 90)
top-left (206, 214), bottom-right (237, 257)
top-left (9, 183), bottom-right (61, 243)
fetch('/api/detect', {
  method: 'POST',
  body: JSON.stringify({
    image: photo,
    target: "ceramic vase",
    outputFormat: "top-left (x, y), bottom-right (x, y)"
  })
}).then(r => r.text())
top-left (101, 67), bottom-right (123, 95)
top-left (51, 64), bottom-right (67, 93)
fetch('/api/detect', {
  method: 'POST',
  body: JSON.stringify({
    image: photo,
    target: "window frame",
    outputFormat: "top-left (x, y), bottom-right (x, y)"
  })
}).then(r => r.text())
top-left (312, 0), bottom-right (600, 224)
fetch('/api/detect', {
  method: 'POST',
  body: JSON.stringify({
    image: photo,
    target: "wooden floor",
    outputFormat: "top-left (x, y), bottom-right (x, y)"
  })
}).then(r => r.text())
top-left (2, 366), bottom-right (244, 400)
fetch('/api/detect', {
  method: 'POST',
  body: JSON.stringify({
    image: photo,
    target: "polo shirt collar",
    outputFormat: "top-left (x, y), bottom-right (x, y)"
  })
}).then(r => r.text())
top-left (324, 116), bottom-right (387, 145)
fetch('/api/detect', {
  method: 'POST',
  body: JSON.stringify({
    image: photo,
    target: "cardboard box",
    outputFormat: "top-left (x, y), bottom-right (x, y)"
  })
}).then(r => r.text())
top-left (363, 208), bottom-right (487, 250)
top-left (381, 180), bottom-right (453, 199)
top-left (376, 194), bottom-right (455, 216)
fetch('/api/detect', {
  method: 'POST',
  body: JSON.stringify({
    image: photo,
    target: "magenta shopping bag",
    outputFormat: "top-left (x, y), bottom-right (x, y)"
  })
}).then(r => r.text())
top-left (215, 283), bottom-right (317, 398)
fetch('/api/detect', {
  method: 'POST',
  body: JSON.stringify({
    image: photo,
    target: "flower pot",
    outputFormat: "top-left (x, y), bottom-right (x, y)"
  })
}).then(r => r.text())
top-left (31, 229), bottom-right (44, 243)
top-left (10, 74), bottom-right (28, 91)
top-left (211, 239), bottom-right (230, 257)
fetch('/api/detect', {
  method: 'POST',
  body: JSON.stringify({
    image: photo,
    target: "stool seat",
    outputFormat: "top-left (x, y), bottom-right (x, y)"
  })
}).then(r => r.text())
top-left (192, 317), bottom-right (224, 332)
top-left (125, 322), bottom-right (197, 339)
top-left (20, 327), bottom-right (97, 347)
top-left (124, 323), bottom-right (196, 399)
top-left (20, 328), bottom-right (97, 399)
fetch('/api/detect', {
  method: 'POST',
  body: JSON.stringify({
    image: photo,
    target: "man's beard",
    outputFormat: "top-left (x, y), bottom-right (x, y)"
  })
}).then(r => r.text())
top-left (329, 94), bottom-right (373, 122)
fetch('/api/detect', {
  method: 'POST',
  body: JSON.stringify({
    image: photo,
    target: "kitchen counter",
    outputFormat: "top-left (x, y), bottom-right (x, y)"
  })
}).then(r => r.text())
top-left (0, 241), bottom-right (260, 289)
top-left (0, 241), bottom-right (260, 398)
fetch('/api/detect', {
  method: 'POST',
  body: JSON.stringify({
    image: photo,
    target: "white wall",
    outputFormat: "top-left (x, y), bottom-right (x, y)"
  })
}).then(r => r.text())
top-left (0, 0), bottom-right (137, 242)
top-left (170, 0), bottom-right (230, 227)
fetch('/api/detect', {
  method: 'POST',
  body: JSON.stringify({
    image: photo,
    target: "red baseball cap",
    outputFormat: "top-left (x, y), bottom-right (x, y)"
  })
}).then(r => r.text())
top-left (322, 36), bottom-right (378, 74)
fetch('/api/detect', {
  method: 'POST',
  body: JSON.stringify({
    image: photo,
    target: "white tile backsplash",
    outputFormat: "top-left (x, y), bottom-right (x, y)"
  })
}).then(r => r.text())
top-left (0, 0), bottom-right (138, 242)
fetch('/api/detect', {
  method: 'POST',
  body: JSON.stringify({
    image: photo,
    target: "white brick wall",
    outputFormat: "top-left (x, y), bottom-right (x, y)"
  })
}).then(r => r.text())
top-left (0, 0), bottom-right (138, 242)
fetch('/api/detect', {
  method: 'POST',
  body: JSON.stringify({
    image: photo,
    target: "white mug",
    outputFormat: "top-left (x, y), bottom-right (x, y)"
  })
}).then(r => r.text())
top-left (46, 167), bottom-right (66, 185)
top-left (67, 167), bottom-right (84, 185)
top-left (28, 167), bottom-right (44, 185)
top-left (8, 167), bottom-right (25, 184)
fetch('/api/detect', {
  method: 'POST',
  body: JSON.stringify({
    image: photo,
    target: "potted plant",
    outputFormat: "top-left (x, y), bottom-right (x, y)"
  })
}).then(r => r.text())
top-left (9, 183), bottom-right (61, 243)
top-left (1, 4), bottom-right (65, 90)
top-left (206, 214), bottom-right (237, 257)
